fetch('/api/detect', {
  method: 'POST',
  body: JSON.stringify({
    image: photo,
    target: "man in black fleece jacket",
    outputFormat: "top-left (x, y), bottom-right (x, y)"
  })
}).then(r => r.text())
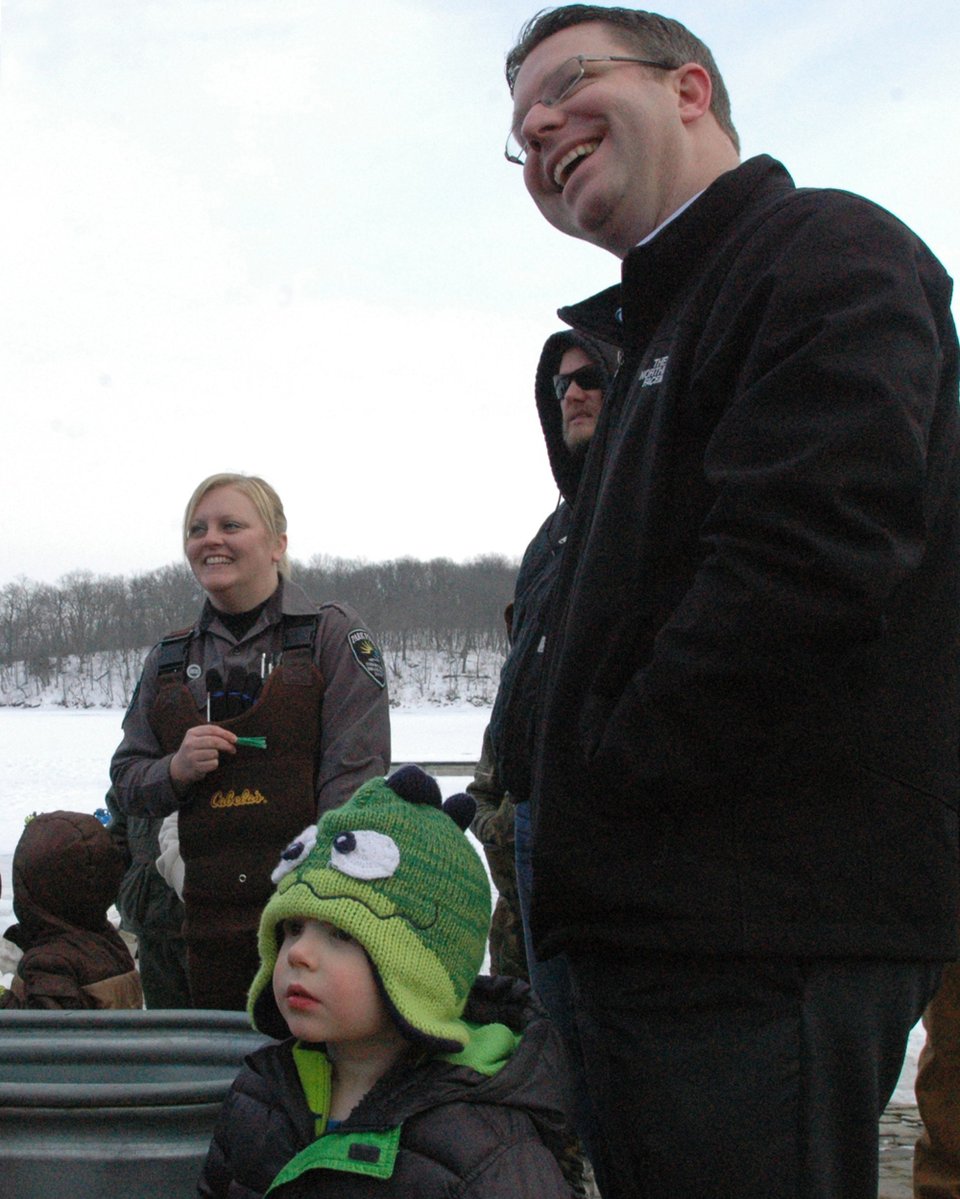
top-left (503, 7), bottom-right (960, 1199)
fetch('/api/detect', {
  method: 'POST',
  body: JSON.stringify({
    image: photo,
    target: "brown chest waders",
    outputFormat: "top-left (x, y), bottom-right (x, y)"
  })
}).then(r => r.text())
top-left (149, 618), bottom-right (323, 1010)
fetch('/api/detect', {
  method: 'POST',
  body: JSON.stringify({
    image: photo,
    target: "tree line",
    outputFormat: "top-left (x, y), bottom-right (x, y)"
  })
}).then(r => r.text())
top-left (0, 555), bottom-right (518, 678)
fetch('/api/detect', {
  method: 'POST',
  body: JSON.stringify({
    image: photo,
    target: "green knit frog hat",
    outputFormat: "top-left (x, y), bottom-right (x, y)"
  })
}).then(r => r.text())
top-left (248, 766), bottom-right (491, 1052)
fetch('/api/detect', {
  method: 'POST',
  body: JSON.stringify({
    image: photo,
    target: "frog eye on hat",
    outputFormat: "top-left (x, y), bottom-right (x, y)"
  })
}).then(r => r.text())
top-left (271, 825), bottom-right (318, 884)
top-left (331, 829), bottom-right (400, 880)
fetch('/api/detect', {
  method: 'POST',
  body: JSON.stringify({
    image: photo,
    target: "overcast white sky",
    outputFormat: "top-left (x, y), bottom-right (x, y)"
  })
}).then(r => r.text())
top-left (2, 0), bottom-right (958, 585)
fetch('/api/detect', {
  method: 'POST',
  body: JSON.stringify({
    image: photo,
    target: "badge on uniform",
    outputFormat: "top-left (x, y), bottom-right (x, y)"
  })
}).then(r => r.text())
top-left (348, 629), bottom-right (386, 688)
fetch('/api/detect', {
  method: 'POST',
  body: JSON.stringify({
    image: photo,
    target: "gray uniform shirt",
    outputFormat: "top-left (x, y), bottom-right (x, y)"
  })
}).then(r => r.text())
top-left (110, 579), bottom-right (390, 819)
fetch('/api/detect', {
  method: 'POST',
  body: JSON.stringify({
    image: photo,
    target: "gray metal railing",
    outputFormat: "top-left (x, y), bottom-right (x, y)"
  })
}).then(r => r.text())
top-left (392, 761), bottom-right (478, 777)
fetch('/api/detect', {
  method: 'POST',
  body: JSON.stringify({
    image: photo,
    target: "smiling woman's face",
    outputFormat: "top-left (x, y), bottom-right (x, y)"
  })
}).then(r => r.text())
top-left (184, 485), bottom-right (286, 613)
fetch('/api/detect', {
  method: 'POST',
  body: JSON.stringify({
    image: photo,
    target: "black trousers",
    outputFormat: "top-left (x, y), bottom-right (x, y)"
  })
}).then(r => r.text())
top-left (137, 927), bottom-right (191, 1009)
top-left (566, 951), bottom-right (940, 1199)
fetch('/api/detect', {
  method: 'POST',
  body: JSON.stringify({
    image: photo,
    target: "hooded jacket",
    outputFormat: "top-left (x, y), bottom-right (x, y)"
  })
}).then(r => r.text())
top-left (198, 974), bottom-right (575, 1198)
top-left (487, 330), bottom-right (618, 803)
top-left (530, 155), bottom-right (960, 964)
top-left (1, 811), bottom-right (142, 1010)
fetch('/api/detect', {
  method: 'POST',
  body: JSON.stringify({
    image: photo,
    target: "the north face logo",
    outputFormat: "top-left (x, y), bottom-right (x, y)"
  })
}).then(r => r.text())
top-left (639, 356), bottom-right (668, 386)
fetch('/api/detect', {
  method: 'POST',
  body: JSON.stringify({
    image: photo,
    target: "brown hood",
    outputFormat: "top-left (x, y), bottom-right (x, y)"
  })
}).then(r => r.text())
top-left (9, 811), bottom-right (125, 944)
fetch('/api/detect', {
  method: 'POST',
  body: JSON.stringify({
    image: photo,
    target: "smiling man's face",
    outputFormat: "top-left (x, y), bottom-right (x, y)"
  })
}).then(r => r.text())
top-left (511, 22), bottom-right (687, 257)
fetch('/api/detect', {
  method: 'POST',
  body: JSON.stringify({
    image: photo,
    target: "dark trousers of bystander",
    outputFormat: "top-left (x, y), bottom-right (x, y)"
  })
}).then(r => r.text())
top-left (515, 800), bottom-right (600, 1166)
top-left (137, 929), bottom-right (191, 1010)
top-left (566, 951), bottom-right (940, 1199)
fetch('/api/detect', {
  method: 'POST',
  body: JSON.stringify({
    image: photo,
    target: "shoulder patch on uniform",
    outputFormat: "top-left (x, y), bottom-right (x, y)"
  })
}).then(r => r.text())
top-left (348, 629), bottom-right (386, 688)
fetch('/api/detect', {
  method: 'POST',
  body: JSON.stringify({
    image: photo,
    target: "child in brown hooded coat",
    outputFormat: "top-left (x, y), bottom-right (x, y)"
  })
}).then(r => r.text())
top-left (0, 811), bottom-right (142, 1010)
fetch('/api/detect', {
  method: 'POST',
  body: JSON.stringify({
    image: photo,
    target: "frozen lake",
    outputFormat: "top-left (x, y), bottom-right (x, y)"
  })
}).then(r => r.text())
top-left (0, 705), bottom-right (924, 1104)
top-left (0, 705), bottom-right (487, 855)
top-left (0, 703), bottom-right (487, 952)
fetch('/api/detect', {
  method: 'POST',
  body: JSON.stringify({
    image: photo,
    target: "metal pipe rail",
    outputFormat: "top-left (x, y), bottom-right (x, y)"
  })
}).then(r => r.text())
top-left (0, 1009), bottom-right (269, 1199)
top-left (392, 761), bottom-right (478, 777)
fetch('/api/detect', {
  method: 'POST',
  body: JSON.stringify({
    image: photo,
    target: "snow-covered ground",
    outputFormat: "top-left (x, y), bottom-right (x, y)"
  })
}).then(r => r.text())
top-left (0, 706), bottom-right (925, 1105)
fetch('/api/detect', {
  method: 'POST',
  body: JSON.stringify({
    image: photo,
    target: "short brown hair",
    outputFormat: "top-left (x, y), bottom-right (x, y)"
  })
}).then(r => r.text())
top-left (506, 5), bottom-right (739, 153)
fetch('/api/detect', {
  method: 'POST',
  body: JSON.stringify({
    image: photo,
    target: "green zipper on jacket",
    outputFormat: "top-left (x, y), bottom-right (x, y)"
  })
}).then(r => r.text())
top-left (290, 1042), bottom-right (332, 1138)
top-left (266, 1042), bottom-right (401, 1189)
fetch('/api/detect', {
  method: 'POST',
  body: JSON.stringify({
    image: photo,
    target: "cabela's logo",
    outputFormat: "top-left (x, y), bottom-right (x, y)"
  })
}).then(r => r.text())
top-left (210, 789), bottom-right (268, 809)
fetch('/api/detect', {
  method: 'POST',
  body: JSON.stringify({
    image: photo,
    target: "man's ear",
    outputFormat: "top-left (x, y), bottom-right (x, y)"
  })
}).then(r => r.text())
top-left (674, 62), bottom-right (713, 125)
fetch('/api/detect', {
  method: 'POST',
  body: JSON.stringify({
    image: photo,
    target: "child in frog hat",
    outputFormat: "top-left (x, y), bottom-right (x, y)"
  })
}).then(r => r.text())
top-left (198, 765), bottom-right (576, 1199)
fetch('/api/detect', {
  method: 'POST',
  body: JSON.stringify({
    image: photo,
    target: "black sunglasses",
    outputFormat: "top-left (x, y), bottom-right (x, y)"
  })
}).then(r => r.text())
top-left (553, 363), bottom-right (605, 402)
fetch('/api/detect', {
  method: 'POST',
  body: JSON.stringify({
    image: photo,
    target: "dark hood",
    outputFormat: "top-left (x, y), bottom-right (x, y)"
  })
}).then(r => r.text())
top-left (535, 328), bottom-right (619, 503)
top-left (8, 811), bottom-right (124, 947)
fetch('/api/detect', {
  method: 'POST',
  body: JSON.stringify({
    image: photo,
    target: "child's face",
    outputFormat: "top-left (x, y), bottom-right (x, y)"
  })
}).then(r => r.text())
top-left (273, 917), bottom-right (400, 1048)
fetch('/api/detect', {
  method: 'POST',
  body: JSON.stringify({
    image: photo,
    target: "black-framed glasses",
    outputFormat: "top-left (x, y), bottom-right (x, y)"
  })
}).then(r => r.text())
top-left (506, 55), bottom-right (677, 165)
top-left (553, 363), bottom-right (606, 402)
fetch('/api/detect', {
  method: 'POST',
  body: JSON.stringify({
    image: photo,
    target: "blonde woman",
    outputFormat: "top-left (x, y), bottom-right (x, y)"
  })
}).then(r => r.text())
top-left (111, 473), bottom-right (390, 1010)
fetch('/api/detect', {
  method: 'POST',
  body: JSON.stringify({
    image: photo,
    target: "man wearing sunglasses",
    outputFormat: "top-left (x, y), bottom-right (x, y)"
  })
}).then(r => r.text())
top-left (555, 354), bottom-right (606, 454)
top-left (470, 329), bottom-right (616, 1192)
top-left (503, 7), bottom-right (960, 1199)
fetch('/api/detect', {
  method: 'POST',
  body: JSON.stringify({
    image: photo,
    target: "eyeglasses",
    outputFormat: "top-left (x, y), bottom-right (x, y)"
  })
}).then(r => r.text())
top-left (553, 363), bottom-right (606, 402)
top-left (506, 55), bottom-right (677, 165)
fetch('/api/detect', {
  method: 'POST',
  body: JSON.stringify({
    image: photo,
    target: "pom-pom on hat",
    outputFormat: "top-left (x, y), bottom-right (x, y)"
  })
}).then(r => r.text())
top-left (249, 766), bottom-right (491, 1052)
